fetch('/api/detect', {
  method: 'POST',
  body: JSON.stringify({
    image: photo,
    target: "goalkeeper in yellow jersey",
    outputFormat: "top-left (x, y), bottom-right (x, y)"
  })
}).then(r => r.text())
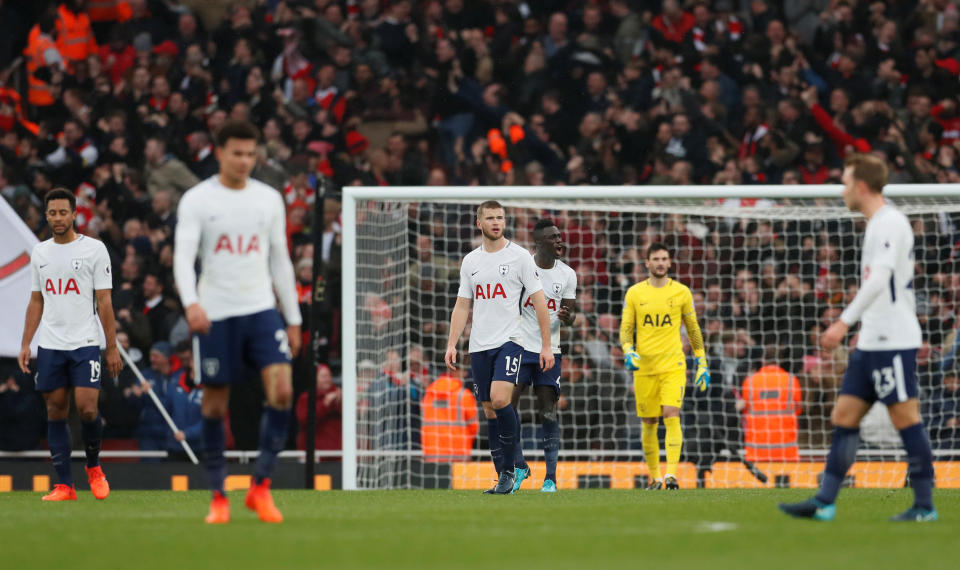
top-left (619, 243), bottom-right (710, 490)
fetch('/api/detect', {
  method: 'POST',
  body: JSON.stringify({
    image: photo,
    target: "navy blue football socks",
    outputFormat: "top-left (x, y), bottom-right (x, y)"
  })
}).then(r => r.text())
top-left (254, 407), bottom-right (290, 485)
top-left (487, 418), bottom-right (504, 474)
top-left (495, 404), bottom-right (519, 472)
top-left (202, 417), bottom-right (226, 496)
top-left (513, 407), bottom-right (528, 471)
top-left (48, 420), bottom-right (73, 486)
top-left (542, 418), bottom-right (560, 483)
top-left (816, 426), bottom-right (860, 505)
top-left (81, 416), bottom-right (102, 468)
top-left (900, 423), bottom-right (935, 510)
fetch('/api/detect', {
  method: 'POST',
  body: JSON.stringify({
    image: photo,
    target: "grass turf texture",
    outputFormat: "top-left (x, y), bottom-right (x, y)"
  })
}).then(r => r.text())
top-left (1, 489), bottom-right (956, 570)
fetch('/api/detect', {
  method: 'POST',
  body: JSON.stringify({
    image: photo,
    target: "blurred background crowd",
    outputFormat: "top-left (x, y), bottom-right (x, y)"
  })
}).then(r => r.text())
top-left (2, 0), bottom-right (959, 465)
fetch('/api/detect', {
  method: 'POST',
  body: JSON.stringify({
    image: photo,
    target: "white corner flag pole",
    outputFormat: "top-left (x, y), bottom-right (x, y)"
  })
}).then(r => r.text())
top-left (116, 342), bottom-right (199, 465)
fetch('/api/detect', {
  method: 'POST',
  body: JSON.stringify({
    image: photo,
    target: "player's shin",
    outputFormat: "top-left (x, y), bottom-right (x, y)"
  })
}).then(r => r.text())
top-left (664, 416), bottom-right (682, 478)
top-left (641, 422), bottom-right (661, 482)
top-left (899, 423), bottom-right (935, 510)
top-left (815, 426), bottom-right (860, 505)
top-left (487, 418), bottom-right (504, 475)
top-left (494, 404), bottom-right (519, 472)
top-left (542, 418), bottom-right (560, 483)
top-left (81, 415), bottom-right (102, 468)
top-left (202, 417), bottom-right (227, 496)
top-left (512, 407), bottom-right (528, 470)
top-left (48, 420), bottom-right (73, 487)
top-left (254, 406), bottom-right (291, 484)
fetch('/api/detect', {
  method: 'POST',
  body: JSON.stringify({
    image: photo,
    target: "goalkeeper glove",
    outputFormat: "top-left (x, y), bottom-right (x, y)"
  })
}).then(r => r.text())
top-left (624, 351), bottom-right (641, 371)
top-left (694, 357), bottom-right (711, 391)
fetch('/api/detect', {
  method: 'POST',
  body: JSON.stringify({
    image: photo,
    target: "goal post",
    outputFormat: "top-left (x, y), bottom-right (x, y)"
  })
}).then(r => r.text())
top-left (341, 184), bottom-right (960, 491)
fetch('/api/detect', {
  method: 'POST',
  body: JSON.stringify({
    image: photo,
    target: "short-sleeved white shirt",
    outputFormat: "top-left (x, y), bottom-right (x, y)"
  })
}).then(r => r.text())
top-left (855, 205), bottom-right (922, 350)
top-left (457, 241), bottom-right (543, 353)
top-left (519, 259), bottom-right (577, 354)
top-left (30, 235), bottom-right (112, 350)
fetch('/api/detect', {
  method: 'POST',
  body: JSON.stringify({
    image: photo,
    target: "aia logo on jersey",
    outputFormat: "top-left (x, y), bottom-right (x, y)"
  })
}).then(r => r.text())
top-left (214, 234), bottom-right (261, 255)
top-left (72, 258), bottom-right (82, 271)
top-left (498, 264), bottom-right (509, 275)
top-left (524, 297), bottom-right (558, 310)
top-left (642, 313), bottom-right (673, 327)
top-left (45, 278), bottom-right (80, 295)
top-left (475, 283), bottom-right (507, 299)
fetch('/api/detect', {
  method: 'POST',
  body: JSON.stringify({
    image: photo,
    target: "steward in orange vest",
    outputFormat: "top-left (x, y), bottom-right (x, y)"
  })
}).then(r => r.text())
top-left (23, 17), bottom-right (64, 109)
top-left (741, 364), bottom-right (802, 461)
top-left (56, 1), bottom-right (99, 66)
top-left (421, 374), bottom-right (479, 462)
top-left (0, 84), bottom-right (41, 135)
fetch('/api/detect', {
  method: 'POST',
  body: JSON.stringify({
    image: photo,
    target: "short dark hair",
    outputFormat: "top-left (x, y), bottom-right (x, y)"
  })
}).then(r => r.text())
top-left (44, 187), bottom-right (76, 211)
top-left (533, 218), bottom-right (556, 234)
top-left (215, 119), bottom-right (260, 148)
top-left (646, 242), bottom-right (671, 259)
top-left (476, 200), bottom-right (504, 219)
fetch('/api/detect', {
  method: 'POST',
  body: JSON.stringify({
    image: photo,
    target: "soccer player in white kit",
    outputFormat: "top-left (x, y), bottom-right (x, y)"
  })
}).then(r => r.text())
top-left (174, 120), bottom-right (302, 524)
top-left (780, 153), bottom-right (937, 522)
top-left (18, 188), bottom-right (123, 502)
top-left (512, 219), bottom-right (576, 492)
top-left (445, 201), bottom-right (554, 494)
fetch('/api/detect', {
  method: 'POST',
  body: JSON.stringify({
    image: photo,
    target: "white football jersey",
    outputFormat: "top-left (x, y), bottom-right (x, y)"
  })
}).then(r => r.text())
top-left (30, 235), bottom-right (111, 350)
top-left (457, 241), bottom-right (542, 353)
top-left (519, 259), bottom-right (577, 354)
top-left (851, 204), bottom-right (922, 350)
top-left (173, 177), bottom-right (301, 325)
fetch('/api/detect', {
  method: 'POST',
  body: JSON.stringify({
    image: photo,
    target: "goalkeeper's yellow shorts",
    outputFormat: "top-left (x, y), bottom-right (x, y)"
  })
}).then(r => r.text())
top-left (633, 368), bottom-right (686, 418)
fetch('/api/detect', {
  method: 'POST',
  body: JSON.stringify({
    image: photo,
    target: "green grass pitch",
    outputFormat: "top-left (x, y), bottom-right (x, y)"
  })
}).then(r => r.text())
top-left (1, 489), bottom-right (957, 570)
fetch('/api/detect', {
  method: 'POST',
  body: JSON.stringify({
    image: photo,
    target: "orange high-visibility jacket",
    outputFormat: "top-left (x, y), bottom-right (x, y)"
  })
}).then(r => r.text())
top-left (56, 4), bottom-right (98, 63)
top-left (421, 375), bottom-right (479, 462)
top-left (0, 86), bottom-right (41, 134)
top-left (23, 27), bottom-right (59, 107)
top-left (87, 0), bottom-right (132, 23)
top-left (741, 364), bottom-right (802, 461)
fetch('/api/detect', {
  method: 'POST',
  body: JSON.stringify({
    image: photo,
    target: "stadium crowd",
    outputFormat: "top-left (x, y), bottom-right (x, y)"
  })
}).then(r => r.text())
top-left (2, 0), bottom-right (960, 463)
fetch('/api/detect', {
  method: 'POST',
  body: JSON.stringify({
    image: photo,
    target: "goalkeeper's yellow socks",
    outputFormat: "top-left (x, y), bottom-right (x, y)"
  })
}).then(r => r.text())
top-left (664, 416), bottom-right (683, 478)
top-left (641, 421), bottom-right (660, 481)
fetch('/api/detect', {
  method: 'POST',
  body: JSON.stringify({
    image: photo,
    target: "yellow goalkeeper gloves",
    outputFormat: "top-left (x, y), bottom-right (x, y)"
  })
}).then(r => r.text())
top-left (624, 350), bottom-right (641, 371)
top-left (694, 357), bottom-right (711, 391)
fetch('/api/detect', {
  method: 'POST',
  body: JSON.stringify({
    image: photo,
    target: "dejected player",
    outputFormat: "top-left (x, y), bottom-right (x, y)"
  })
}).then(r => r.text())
top-left (779, 154), bottom-right (937, 522)
top-left (445, 201), bottom-right (554, 494)
top-left (174, 120), bottom-right (302, 524)
top-left (512, 219), bottom-right (576, 492)
top-left (19, 187), bottom-right (122, 501)
top-left (619, 243), bottom-right (710, 490)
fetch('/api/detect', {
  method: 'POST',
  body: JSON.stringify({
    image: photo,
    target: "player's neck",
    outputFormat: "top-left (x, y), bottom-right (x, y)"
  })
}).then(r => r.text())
top-left (860, 195), bottom-right (886, 220)
top-left (648, 275), bottom-right (669, 288)
top-left (52, 228), bottom-right (78, 245)
top-left (482, 236), bottom-right (507, 253)
top-left (218, 173), bottom-right (248, 190)
top-left (534, 251), bottom-right (556, 269)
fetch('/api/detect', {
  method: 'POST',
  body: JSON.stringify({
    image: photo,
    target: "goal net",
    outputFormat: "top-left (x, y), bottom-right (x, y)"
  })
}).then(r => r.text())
top-left (341, 185), bottom-right (960, 490)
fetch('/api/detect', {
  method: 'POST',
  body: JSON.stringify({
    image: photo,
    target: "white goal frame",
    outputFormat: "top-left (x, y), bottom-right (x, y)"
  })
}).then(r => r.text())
top-left (340, 184), bottom-right (960, 490)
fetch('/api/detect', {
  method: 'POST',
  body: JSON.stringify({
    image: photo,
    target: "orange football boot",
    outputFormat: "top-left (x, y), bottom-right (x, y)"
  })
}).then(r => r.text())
top-left (85, 466), bottom-right (110, 500)
top-left (205, 492), bottom-right (231, 524)
top-left (244, 478), bottom-right (283, 523)
top-left (42, 484), bottom-right (77, 501)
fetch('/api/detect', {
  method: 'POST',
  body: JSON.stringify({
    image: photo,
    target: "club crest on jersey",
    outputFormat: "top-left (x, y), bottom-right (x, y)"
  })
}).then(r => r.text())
top-left (72, 259), bottom-right (82, 271)
top-left (202, 358), bottom-right (220, 377)
top-left (499, 264), bottom-right (509, 275)
top-left (552, 282), bottom-right (562, 295)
